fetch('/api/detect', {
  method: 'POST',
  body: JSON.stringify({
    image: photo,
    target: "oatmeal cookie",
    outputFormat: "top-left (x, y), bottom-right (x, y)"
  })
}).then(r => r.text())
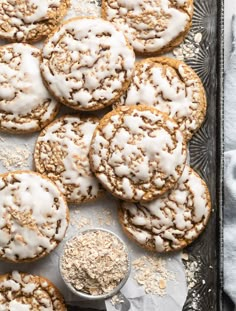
top-left (0, 271), bottom-right (67, 310)
top-left (34, 115), bottom-right (104, 204)
top-left (115, 57), bottom-right (207, 140)
top-left (102, 0), bottom-right (193, 55)
top-left (0, 171), bottom-right (69, 263)
top-left (40, 17), bottom-right (135, 111)
top-left (89, 105), bottom-right (187, 202)
top-left (0, 0), bottom-right (70, 42)
top-left (118, 166), bottom-right (211, 252)
top-left (0, 43), bottom-right (59, 133)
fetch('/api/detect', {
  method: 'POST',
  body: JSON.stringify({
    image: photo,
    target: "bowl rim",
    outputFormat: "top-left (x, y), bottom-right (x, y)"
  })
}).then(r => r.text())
top-left (59, 227), bottom-right (131, 300)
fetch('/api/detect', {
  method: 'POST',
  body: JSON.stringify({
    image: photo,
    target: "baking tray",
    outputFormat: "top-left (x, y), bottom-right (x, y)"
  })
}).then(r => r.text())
top-left (68, 0), bottom-right (224, 309)
top-left (182, 0), bottom-right (224, 309)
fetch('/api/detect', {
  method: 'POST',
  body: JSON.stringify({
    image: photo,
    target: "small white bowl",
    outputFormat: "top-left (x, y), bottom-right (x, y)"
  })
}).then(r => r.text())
top-left (59, 228), bottom-right (131, 300)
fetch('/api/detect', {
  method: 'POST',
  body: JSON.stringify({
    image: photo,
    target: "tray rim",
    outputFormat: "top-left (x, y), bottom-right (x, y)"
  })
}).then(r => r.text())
top-left (216, 0), bottom-right (224, 309)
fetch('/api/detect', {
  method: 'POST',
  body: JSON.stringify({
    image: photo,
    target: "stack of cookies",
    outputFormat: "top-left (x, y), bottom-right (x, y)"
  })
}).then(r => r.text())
top-left (0, 0), bottom-right (211, 308)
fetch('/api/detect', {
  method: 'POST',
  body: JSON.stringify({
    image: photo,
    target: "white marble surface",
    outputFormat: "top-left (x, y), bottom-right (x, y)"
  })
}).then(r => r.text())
top-left (224, 1), bottom-right (236, 310)
top-left (224, 0), bottom-right (236, 69)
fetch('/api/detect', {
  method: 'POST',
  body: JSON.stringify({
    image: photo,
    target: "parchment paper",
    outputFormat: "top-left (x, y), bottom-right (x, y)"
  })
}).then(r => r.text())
top-left (0, 1), bottom-right (188, 310)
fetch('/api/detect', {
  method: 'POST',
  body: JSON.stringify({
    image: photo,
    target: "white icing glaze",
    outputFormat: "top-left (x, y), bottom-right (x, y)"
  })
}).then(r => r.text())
top-left (90, 106), bottom-right (186, 201)
top-left (120, 166), bottom-right (211, 252)
top-left (0, 172), bottom-right (68, 261)
top-left (0, 43), bottom-right (58, 132)
top-left (35, 116), bottom-right (103, 203)
top-left (9, 301), bottom-right (30, 311)
top-left (0, 271), bottom-right (65, 310)
top-left (118, 59), bottom-right (205, 140)
top-left (41, 18), bottom-right (135, 110)
top-left (104, 0), bottom-right (191, 53)
top-left (0, 0), bottom-right (66, 42)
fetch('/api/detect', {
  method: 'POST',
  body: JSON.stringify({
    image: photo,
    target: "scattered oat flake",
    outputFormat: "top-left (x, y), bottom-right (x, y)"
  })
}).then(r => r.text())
top-left (185, 259), bottom-right (200, 290)
top-left (110, 294), bottom-right (125, 306)
top-left (0, 144), bottom-right (31, 170)
top-left (67, 0), bottom-right (101, 17)
top-left (194, 33), bottom-right (202, 44)
top-left (173, 30), bottom-right (203, 60)
top-left (181, 252), bottom-right (189, 261)
top-left (132, 255), bottom-right (175, 296)
top-left (97, 208), bottom-right (114, 226)
top-left (70, 213), bottom-right (93, 229)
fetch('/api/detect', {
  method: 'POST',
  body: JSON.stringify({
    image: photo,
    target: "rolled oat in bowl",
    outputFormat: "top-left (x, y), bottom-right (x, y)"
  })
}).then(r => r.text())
top-left (60, 229), bottom-right (130, 299)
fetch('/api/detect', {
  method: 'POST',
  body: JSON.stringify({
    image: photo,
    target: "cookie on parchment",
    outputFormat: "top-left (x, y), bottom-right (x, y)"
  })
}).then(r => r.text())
top-left (0, 271), bottom-right (67, 310)
top-left (0, 171), bottom-right (69, 263)
top-left (41, 17), bottom-right (135, 111)
top-left (34, 115), bottom-right (104, 204)
top-left (115, 57), bottom-right (207, 141)
top-left (0, 44), bottom-right (59, 133)
top-left (89, 105), bottom-right (187, 202)
top-left (0, 0), bottom-right (70, 42)
top-left (101, 0), bottom-right (193, 55)
top-left (118, 166), bottom-right (211, 252)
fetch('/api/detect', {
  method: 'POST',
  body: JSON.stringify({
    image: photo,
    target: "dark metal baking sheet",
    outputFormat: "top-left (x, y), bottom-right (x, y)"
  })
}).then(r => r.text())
top-left (68, 0), bottom-right (224, 309)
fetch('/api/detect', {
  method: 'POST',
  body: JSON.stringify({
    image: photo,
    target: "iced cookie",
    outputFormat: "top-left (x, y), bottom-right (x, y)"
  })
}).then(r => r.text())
top-left (0, 171), bottom-right (69, 263)
top-left (0, 271), bottom-right (66, 310)
top-left (89, 105), bottom-right (187, 202)
top-left (41, 17), bottom-right (135, 111)
top-left (34, 115), bottom-right (104, 204)
top-left (101, 0), bottom-right (193, 55)
top-left (0, 43), bottom-right (59, 133)
top-left (118, 166), bottom-right (211, 252)
top-left (115, 57), bottom-right (207, 141)
top-left (0, 0), bottom-right (70, 42)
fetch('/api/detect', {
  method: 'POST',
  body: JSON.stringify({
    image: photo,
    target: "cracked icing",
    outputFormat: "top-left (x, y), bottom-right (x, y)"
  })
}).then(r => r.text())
top-left (0, 0), bottom-right (70, 42)
top-left (0, 171), bottom-right (69, 262)
top-left (0, 44), bottom-right (59, 133)
top-left (41, 17), bottom-right (135, 111)
top-left (34, 115), bottom-right (104, 204)
top-left (119, 166), bottom-right (211, 252)
top-left (116, 57), bottom-right (207, 141)
top-left (102, 0), bottom-right (193, 54)
top-left (89, 105), bottom-right (187, 202)
top-left (0, 271), bottom-right (66, 310)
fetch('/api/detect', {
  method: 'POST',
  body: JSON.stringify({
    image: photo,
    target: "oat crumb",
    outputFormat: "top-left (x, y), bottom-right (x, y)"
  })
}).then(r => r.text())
top-left (132, 255), bottom-right (175, 296)
top-left (0, 144), bottom-right (31, 170)
top-left (110, 294), bottom-right (124, 306)
top-left (173, 30), bottom-right (203, 60)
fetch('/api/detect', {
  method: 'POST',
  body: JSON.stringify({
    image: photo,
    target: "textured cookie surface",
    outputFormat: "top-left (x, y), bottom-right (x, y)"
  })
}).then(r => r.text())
top-left (0, 43), bottom-right (59, 133)
top-left (116, 57), bottom-right (207, 140)
top-left (41, 17), bottom-right (135, 111)
top-left (89, 105), bottom-right (187, 202)
top-left (102, 0), bottom-right (193, 54)
top-left (119, 166), bottom-right (211, 252)
top-left (34, 115), bottom-right (104, 204)
top-left (0, 271), bottom-right (66, 310)
top-left (0, 171), bottom-right (69, 262)
top-left (0, 0), bottom-right (70, 42)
